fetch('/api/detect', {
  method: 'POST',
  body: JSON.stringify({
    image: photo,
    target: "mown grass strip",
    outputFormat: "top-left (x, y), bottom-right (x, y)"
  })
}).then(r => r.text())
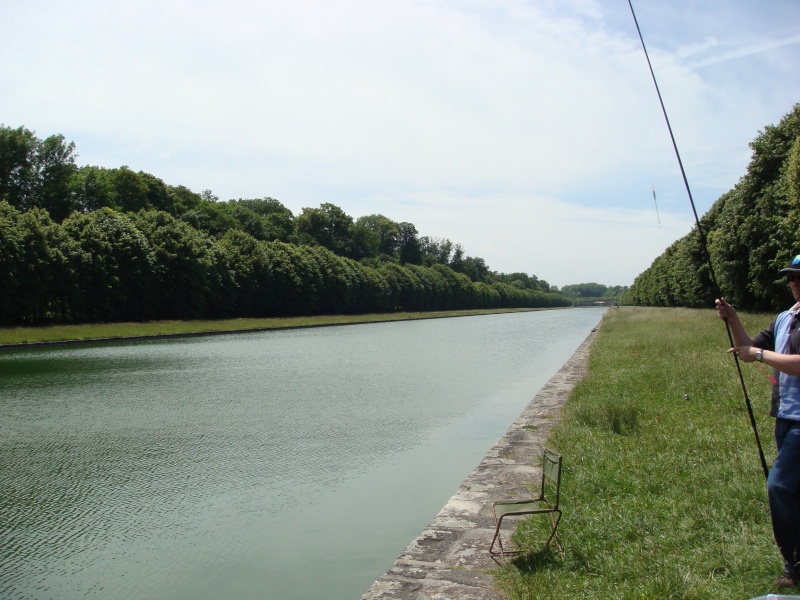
top-left (0, 307), bottom-right (554, 346)
top-left (495, 306), bottom-right (784, 599)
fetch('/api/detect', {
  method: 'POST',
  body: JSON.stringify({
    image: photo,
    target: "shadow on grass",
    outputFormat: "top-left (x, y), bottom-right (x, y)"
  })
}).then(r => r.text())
top-left (575, 400), bottom-right (641, 435)
top-left (495, 548), bottom-right (566, 600)
top-left (510, 546), bottom-right (563, 572)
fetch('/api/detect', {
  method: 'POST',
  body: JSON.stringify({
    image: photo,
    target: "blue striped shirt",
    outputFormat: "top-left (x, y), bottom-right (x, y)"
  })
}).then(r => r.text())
top-left (754, 304), bottom-right (800, 421)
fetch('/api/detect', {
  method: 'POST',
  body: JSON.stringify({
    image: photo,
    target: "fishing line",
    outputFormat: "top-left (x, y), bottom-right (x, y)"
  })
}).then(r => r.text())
top-left (651, 183), bottom-right (660, 225)
top-left (627, 0), bottom-right (769, 479)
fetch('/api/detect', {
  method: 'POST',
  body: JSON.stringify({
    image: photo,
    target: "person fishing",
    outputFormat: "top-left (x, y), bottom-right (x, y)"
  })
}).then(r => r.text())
top-left (716, 255), bottom-right (800, 589)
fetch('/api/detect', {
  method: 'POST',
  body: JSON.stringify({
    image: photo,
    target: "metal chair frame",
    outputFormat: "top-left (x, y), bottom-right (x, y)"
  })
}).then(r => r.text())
top-left (489, 449), bottom-right (563, 557)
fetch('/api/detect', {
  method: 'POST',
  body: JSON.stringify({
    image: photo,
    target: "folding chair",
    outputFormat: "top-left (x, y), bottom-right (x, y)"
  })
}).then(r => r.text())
top-left (489, 449), bottom-right (563, 557)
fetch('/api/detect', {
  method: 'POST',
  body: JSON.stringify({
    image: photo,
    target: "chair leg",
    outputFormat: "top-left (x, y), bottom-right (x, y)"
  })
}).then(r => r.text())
top-left (545, 511), bottom-right (564, 556)
top-left (489, 516), bottom-right (506, 556)
top-left (490, 509), bottom-right (563, 558)
top-left (489, 523), bottom-right (503, 556)
top-left (489, 514), bottom-right (526, 557)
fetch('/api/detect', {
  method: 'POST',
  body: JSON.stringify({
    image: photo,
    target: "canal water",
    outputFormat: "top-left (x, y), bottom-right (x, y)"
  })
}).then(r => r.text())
top-left (0, 307), bottom-right (605, 600)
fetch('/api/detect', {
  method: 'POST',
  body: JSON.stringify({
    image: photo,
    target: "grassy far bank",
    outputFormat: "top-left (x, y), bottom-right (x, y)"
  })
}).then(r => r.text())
top-left (0, 307), bottom-right (559, 347)
top-left (496, 306), bottom-right (782, 599)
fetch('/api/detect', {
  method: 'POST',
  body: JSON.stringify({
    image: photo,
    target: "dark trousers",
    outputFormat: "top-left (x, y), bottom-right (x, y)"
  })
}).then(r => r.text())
top-left (768, 418), bottom-right (800, 573)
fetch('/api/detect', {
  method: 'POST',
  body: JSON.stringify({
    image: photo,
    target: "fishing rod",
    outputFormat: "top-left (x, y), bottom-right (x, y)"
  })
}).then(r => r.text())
top-left (626, 0), bottom-right (769, 479)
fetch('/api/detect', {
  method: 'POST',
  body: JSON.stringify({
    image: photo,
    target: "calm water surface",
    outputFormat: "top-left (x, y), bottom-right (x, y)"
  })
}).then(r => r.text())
top-left (0, 308), bottom-right (605, 600)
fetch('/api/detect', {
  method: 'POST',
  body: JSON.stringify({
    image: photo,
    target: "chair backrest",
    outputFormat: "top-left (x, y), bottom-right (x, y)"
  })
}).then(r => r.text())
top-left (541, 449), bottom-right (563, 509)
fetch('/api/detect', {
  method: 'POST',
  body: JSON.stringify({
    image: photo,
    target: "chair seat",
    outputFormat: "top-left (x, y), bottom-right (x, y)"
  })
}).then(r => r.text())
top-left (493, 499), bottom-right (549, 517)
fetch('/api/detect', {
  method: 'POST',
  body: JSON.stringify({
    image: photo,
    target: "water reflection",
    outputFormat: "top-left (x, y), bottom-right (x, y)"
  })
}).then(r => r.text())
top-left (0, 308), bottom-right (605, 599)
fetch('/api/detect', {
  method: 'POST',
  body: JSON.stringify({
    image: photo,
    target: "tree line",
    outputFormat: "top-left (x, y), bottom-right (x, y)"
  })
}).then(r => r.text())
top-left (623, 103), bottom-right (800, 313)
top-left (559, 282), bottom-right (627, 303)
top-left (0, 125), bottom-right (570, 325)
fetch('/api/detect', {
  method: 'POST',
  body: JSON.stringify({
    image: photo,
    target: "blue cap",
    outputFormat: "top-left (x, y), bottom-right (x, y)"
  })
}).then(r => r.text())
top-left (779, 255), bottom-right (800, 275)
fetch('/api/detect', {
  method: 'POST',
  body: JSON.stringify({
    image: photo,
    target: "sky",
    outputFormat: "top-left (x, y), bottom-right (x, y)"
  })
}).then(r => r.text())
top-left (2, 0), bottom-right (799, 288)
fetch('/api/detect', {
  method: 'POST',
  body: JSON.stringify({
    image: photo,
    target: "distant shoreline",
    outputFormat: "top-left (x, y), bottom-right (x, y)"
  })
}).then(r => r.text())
top-left (0, 307), bottom-right (581, 350)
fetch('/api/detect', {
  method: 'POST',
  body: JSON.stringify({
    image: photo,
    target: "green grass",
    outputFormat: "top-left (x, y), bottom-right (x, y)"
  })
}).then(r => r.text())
top-left (495, 306), bottom-right (784, 599)
top-left (0, 307), bottom-right (551, 346)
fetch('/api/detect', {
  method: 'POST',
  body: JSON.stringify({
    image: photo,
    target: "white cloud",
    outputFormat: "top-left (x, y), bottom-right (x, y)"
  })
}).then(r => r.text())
top-left (2, 0), bottom-right (798, 287)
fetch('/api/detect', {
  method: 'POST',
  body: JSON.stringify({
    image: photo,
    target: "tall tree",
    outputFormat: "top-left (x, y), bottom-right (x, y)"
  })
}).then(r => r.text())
top-left (461, 255), bottom-right (490, 282)
top-left (111, 166), bottom-right (149, 213)
top-left (0, 126), bottom-right (77, 220)
top-left (217, 229), bottom-right (268, 316)
top-left (0, 126), bottom-right (38, 209)
top-left (420, 236), bottom-right (453, 265)
top-left (169, 185), bottom-right (203, 215)
top-left (357, 214), bottom-right (400, 257)
top-left (397, 222), bottom-right (421, 265)
top-left (0, 201), bottom-right (23, 324)
top-left (139, 171), bottom-right (176, 214)
top-left (15, 208), bottom-right (61, 322)
top-left (294, 203), bottom-right (354, 256)
top-left (133, 210), bottom-right (222, 319)
top-left (33, 133), bottom-right (78, 221)
top-left (70, 166), bottom-right (115, 212)
top-left (232, 197), bottom-right (294, 241)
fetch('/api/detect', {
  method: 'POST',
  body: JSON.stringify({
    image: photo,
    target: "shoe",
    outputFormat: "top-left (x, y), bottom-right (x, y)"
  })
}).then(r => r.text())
top-left (774, 571), bottom-right (799, 588)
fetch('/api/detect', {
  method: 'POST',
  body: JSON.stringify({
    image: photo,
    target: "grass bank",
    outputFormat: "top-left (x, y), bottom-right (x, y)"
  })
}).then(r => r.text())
top-left (0, 307), bottom-right (553, 347)
top-left (496, 306), bottom-right (782, 599)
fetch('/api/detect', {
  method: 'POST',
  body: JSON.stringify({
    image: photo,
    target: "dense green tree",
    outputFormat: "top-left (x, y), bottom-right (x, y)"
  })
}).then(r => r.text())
top-left (169, 185), bottom-right (203, 215)
top-left (0, 126), bottom-right (78, 220)
top-left (181, 200), bottom-right (242, 239)
top-left (784, 135), bottom-right (800, 204)
top-left (294, 203), bottom-right (354, 256)
top-left (358, 214), bottom-right (400, 257)
top-left (133, 210), bottom-right (223, 319)
top-left (0, 126), bottom-right (38, 207)
top-left (559, 282), bottom-right (608, 298)
top-left (183, 198), bottom-right (295, 243)
top-left (217, 229), bottom-right (270, 316)
top-left (70, 166), bottom-right (115, 212)
top-left (474, 281), bottom-right (501, 307)
top-left (460, 255), bottom-right (490, 283)
top-left (405, 263), bottom-right (447, 310)
top-left (70, 167), bottom-right (180, 216)
top-left (493, 272), bottom-right (552, 292)
top-left (420, 236), bottom-right (453, 266)
top-left (0, 201), bottom-right (24, 323)
top-left (305, 245), bottom-right (370, 314)
top-left (492, 281), bottom-right (524, 307)
top-left (34, 134), bottom-right (78, 221)
top-left (435, 266), bottom-right (461, 309)
top-left (233, 197), bottom-right (294, 241)
top-left (14, 208), bottom-right (62, 322)
top-left (379, 263), bottom-right (420, 310)
top-left (397, 222), bottom-right (422, 265)
top-left (348, 222), bottom-right (380, 261)
top-left (139, 172), bottom-right (176, 214)
top-left (449, 243), bottom-right (465, 273)
top-left (261, 241), bottom-right (323, 315)
top-left (228, 203), bottom-right (270, 240)
top-left (60, 209), bottom-right (156, 322)
top-left (112, 167), bottom-right (150, 213)
top-left (362, 265), bottom-right (392, 312)
top-left (230, 198), bottom-right (295, 241)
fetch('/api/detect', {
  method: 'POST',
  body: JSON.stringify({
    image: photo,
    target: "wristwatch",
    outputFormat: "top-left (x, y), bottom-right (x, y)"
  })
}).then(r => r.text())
top-left (755, 350), bottom-right (763, 362)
